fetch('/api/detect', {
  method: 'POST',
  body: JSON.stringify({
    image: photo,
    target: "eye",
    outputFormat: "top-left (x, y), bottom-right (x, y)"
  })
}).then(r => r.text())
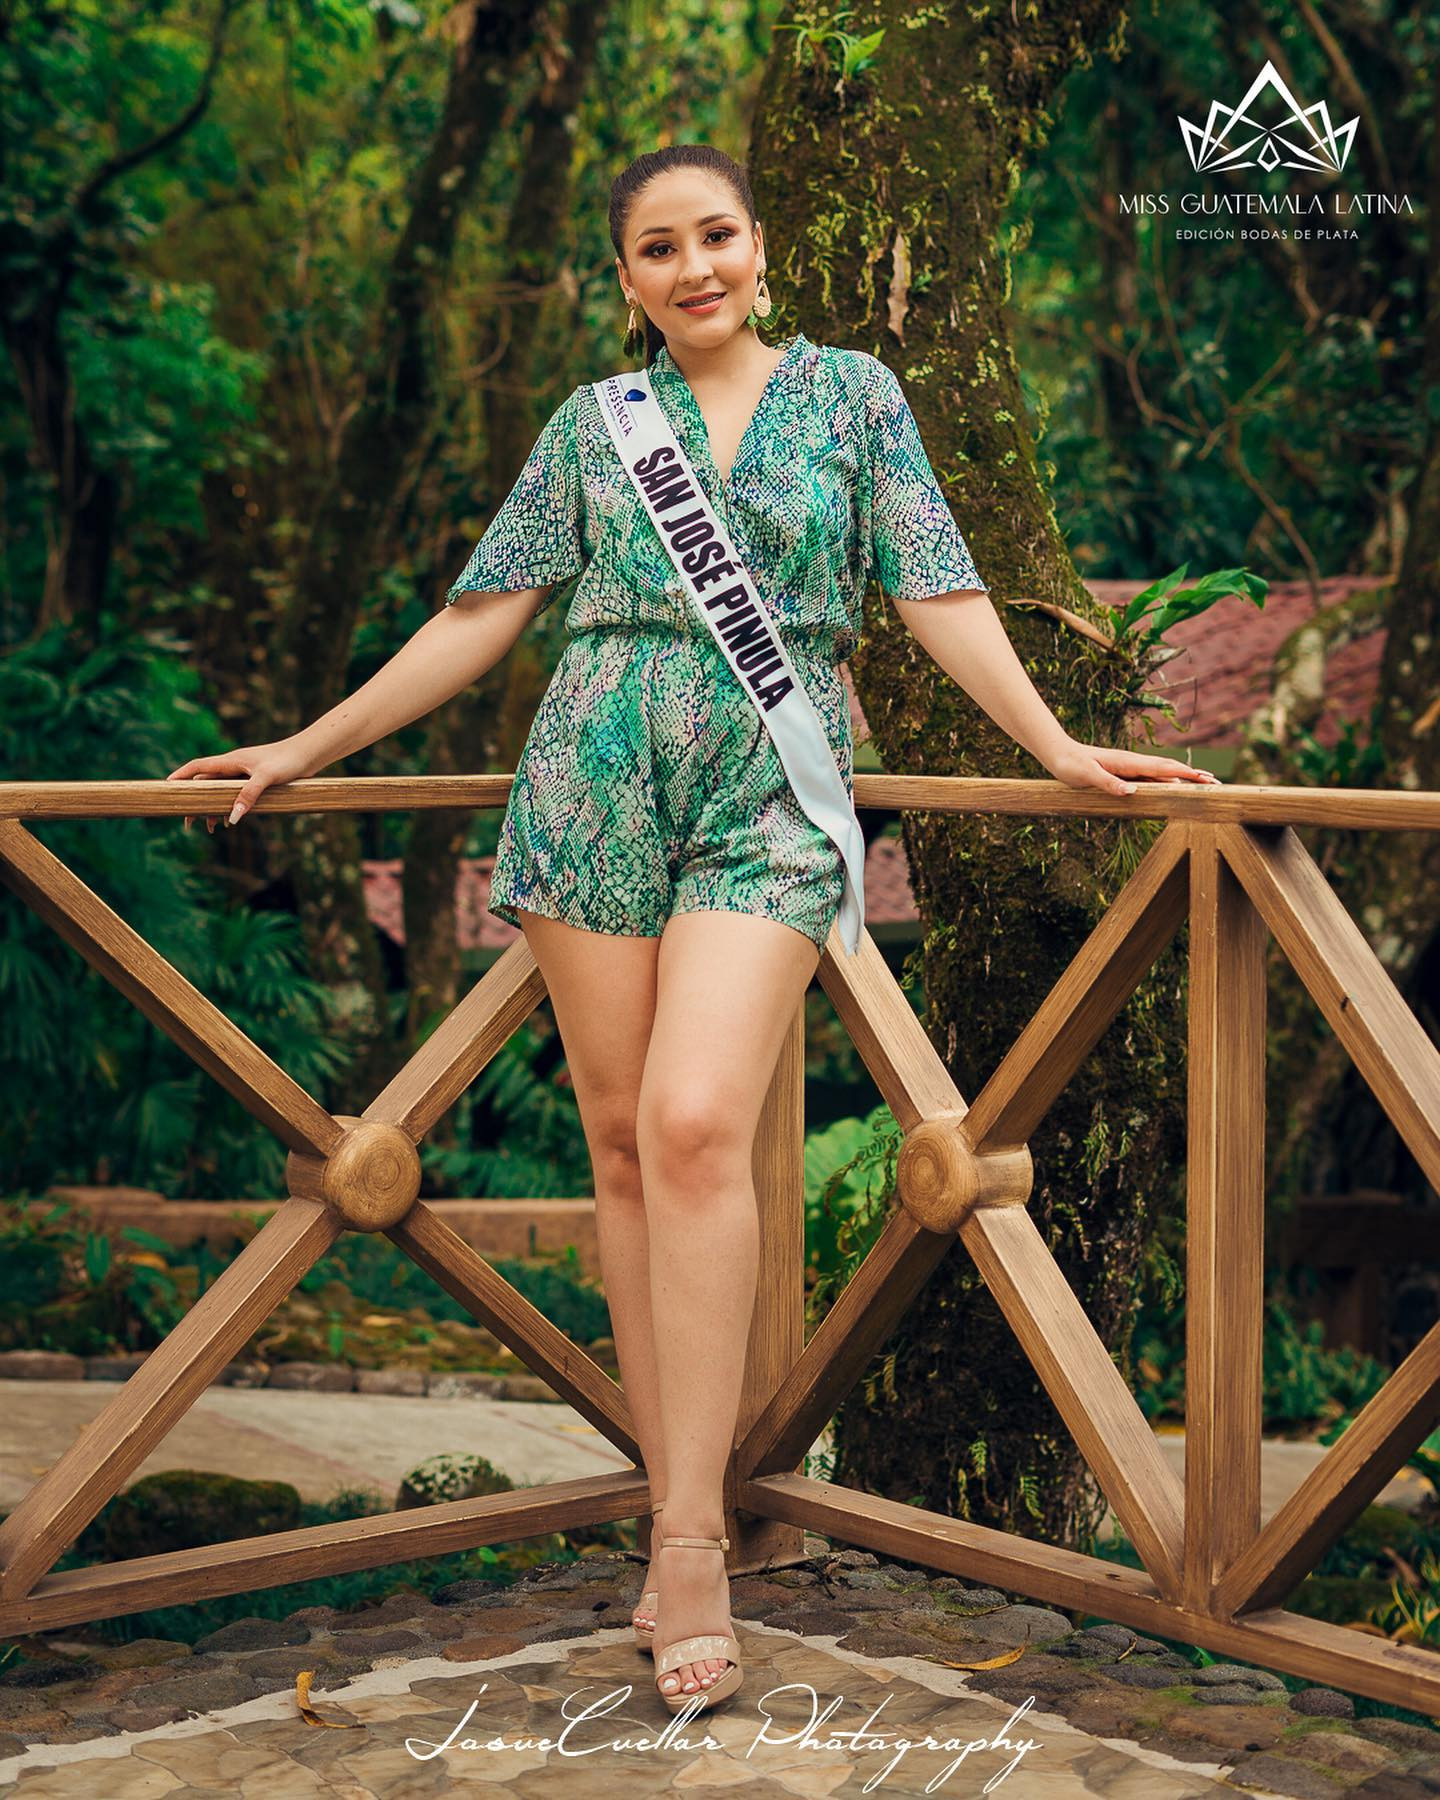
top-left (644, 228), bottom-right (736, 259)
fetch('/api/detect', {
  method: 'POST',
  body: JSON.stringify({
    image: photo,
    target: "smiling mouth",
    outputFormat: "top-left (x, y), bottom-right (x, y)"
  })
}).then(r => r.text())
top-left (676, 293), bottom-right (725, 308)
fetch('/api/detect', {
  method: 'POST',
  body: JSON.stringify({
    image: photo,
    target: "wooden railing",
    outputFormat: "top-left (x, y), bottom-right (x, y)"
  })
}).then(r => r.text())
top-left (2, 774), bottom-right (1439, 1713)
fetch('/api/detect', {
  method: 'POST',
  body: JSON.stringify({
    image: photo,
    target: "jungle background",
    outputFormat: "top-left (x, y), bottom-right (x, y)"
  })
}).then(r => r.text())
top-left (3, 0), bottom-right (1440, 1657)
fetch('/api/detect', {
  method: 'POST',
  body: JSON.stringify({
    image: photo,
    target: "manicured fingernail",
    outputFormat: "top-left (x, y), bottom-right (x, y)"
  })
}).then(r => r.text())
top-left (229, 801), bottom-right (245, 825)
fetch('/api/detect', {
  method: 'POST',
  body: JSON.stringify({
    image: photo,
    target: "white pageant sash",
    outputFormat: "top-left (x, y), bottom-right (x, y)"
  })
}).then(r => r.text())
top-left (592, 368), bottom-right (865, 957)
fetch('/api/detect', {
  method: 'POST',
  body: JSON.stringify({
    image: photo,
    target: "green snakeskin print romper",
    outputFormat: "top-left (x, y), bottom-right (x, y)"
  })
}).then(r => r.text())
top-left (444, 332), bottom-right (986, 952)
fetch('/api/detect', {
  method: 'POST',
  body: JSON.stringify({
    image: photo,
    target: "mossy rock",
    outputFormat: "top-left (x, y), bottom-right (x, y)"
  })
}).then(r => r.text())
top-left (395, 1454), bottom-right (568, 1564)
top-left (396, 1453), bottom-right (514, 1511)
top-left (85, 1470), bottom-right (302, 1562)
top-left (1287, 1571), bottom-right (1396, 1624)
top-left (1341, 1502), bottom-right (1427, 1560)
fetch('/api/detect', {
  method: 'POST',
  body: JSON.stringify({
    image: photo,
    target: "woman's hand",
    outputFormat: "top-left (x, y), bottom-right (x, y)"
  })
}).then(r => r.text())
top-left (166, 738), bottom-right (317, 833)
top-left (1042, 737), bottom-right (1224, 797)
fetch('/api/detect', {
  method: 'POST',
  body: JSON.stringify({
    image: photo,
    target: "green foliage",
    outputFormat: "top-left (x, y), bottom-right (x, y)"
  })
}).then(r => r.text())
top-left (1263, 1301), bottom-right (1391, 1431)
top-left (775, 12), bottom-right (887, 88)
top-left (0, 1199), bottom-right (196, 1355)
top-left (804, 1104), bottom-right (903, 1327)
top-left (0, 625), bottom-right (351, 1197)
top-left (1014, 0), bottom-right (1434, 582)
top-left (295, 1233), bottom-right (611, 1347)
top-left (0, 2), bottom-right (280, 628)
top-left (0, 1200), bottom-right (69, 1314)
top-left (1130, 1288), bottom-right (1391, 1433)
top-left (420, 1020), bottom-right (594, 1199)
top-left (1285, 700), bottom-right (1390, 789)
top-left (1109, 562), bottom-right (1267, 654)
top-left (4, 1087), bottom-right (897, 1360)
top-left (0, 1197), bottom-right (613, 1357)
top-left (1372, 1545), bottom-right (1440, 1649)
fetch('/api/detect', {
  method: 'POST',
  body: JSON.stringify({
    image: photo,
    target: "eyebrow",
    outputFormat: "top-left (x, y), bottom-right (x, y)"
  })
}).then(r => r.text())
top-left (634, 212), bottom-right (738, 242)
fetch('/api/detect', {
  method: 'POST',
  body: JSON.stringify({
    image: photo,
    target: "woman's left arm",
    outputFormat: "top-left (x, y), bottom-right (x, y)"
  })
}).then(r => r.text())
top-left (892, 589), bottom-right (1223, 797)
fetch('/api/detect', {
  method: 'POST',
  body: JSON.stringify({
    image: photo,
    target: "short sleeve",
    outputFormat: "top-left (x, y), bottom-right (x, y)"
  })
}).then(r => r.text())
top-left (444, 386), bottom-right (585, 614)
top-left (862, 358), bottom-right (987, 601)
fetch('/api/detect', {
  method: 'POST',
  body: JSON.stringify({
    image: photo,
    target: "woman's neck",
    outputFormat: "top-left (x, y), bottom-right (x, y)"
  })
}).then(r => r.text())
top-left (662, 327), bottom-right (782, 391)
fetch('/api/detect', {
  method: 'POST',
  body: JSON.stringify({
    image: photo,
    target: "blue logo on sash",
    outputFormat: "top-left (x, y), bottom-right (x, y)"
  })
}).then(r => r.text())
top-left (624, 389), bottom-right (647, 403)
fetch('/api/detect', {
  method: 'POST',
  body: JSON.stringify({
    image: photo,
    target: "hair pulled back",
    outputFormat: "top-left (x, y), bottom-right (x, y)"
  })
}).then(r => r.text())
top-left (609, 145), bottom-right (760, 369)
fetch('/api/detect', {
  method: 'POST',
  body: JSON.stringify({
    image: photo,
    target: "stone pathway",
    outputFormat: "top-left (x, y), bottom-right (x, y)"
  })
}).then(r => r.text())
top-left (2, 1550), bottom-right (1437, 1797)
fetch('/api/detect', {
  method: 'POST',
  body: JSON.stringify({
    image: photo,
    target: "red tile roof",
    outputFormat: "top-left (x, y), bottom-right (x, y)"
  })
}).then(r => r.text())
top-left (363, 576), bottom-right (1386, 945)
top-left (1086, 575), bottom-right (1387, 749)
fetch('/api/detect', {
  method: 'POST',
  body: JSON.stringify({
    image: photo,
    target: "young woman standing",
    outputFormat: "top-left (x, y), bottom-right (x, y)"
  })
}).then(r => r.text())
top-left (169, 144), bottom-right (1218, 1717)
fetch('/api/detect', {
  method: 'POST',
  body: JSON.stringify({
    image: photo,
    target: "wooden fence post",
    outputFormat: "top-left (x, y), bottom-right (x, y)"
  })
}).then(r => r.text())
top-left (729, 998), bottom-right (809, 1572)
top-left (1184, 823), bottom-right (1266, 1610)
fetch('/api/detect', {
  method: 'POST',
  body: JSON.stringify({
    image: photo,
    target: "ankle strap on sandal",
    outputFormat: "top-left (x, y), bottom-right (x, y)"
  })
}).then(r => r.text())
top-left (661, 1533), bottom-right (730, 1551)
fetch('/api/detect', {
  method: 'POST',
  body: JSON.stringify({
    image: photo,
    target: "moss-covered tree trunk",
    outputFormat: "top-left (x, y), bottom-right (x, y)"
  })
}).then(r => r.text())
top-left (750, 2), bottom-right (1194, 1548)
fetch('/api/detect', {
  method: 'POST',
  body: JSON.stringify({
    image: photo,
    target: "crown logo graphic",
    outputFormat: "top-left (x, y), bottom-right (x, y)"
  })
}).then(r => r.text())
top-left (1178, 59), bottom-right (1358, 175)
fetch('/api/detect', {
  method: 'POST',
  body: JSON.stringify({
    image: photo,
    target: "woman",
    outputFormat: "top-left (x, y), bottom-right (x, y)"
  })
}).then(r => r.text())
top-left (168, 144), bottom-right (1219, 1716)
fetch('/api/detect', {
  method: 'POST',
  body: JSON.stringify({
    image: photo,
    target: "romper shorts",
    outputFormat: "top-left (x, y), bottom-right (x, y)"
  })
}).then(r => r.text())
top-left (486, 624), bottom-right (852, 952)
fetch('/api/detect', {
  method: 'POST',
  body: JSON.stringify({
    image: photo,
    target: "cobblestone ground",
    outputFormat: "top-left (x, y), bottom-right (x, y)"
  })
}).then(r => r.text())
top-left (2, 1550), bottom-right (1438, 1797)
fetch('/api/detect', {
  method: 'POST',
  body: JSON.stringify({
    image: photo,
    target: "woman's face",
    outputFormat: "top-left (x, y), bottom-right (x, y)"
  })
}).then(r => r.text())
top-left (618, 170), bottom-right (764, 349)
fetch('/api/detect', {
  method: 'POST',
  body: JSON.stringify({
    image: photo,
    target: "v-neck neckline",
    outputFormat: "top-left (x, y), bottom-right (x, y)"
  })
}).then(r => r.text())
top-left (652, 332), bottom-right (805, 490)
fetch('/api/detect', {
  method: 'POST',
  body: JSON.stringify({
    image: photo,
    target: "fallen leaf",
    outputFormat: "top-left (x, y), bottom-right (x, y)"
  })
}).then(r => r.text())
top-left (295, 1669), bottom-right (363, 1729)
top-left (929, 1647), bottom-right (1026, 1671)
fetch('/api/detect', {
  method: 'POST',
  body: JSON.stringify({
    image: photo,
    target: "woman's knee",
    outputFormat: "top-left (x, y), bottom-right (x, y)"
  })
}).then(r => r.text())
top-left (587, 1115), bottom-right (644, 1196)
top-left (635, 1090), bottom-right (749, 1186)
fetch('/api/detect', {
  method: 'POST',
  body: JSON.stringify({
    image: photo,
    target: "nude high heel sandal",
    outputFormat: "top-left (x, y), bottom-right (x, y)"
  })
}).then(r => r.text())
top-left (652, 1531), bottom-right (744, 1715)
top-left (631, 1501), bottom-right (665, 1650)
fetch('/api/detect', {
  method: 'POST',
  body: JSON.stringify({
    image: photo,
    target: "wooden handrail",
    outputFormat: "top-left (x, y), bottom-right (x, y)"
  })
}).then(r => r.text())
top-left (1, 774), bottom-right (1438, 1715)
top-left (1, 772), bottom-right (1439, 829)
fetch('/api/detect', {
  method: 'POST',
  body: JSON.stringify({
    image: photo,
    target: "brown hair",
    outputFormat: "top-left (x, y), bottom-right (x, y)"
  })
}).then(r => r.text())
top-left (609, 145), bottom-right (761, 368)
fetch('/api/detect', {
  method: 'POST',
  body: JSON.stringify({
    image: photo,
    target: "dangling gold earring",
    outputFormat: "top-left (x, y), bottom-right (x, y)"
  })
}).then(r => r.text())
top-left (623, 300), bottom-right (644, 359)
top-left (747, 271), bottom-right (773, 330)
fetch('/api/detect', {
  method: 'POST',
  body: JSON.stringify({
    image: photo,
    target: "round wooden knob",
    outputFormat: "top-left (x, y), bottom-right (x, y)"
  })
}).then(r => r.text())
top-left (287, 1115), bottom-right (420, 1231)
top-left (896, 1114), bottom-right (1032, 1234)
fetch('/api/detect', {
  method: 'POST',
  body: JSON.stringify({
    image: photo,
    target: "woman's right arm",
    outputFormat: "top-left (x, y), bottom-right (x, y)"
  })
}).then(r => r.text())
top-left (166, 585), bottom-right (548, 831)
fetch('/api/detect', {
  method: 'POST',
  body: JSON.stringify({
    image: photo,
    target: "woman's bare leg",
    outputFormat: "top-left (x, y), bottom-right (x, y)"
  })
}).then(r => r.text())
top-left (638, 909), bottom-right (822, 1698)
top-left (510, 910), bottom-right (665, 1621)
